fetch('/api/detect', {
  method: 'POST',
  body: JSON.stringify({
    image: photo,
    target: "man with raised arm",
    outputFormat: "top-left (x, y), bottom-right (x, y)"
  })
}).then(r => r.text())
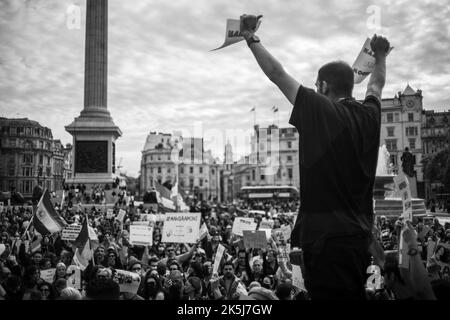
top-left (239, 14), bottom-right (390, 300)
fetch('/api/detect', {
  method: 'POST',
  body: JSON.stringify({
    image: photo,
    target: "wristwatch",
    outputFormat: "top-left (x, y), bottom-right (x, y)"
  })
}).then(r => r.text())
top-left (407, 247), bottom-right (418, 256)
top-left (246, 34), bottom-right (260, 47)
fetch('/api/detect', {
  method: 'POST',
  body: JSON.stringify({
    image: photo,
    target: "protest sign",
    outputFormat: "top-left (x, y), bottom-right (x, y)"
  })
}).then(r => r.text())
top-left (161, 212), bottom-right (201, 244)
top-left (106, 209), bottom-right (114, 219)
top-left (116, 209), bottom-right (126, 222)
top-left (232, 217), bottom-right (257, 237)
top-left (212, 18), bottom-right (261, 51)
top-left (243, 230), bottom-right (267, 249)
top-left (0, 244), bottom-right (5, 256)
top-left (67, 265), bottom-right (82, 290)
top-left (40, 268), bottom-right (56, 284)
top-left (352, 38), bottom-right (393, 84)
top-left (199, 223), bottom-right (209, 240)
top-left (427, 240), bottom-right (437, 262)
top-left (115, 269), bottom-right (141, 294)
top-left (61, 224), bottom-right (82, 241)
top-left (281, 224), bottom-right (291, 241)
top-left (0, 203), bottom-right (4, 213)
top-left (129, 225), bottom-right (153, 246)
top-left (212, 244), bottom-right (225, 275)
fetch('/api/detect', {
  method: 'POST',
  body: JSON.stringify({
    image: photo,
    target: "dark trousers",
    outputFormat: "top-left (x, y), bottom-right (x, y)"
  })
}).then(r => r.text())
top-left (303, 235), bottom-right (370, 300)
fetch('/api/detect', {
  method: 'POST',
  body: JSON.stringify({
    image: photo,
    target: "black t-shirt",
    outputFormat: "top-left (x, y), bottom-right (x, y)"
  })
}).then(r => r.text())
top-left (289, 86), bottom-right (381, 253)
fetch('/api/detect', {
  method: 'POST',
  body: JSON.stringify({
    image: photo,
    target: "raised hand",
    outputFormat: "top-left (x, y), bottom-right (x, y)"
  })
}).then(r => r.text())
top-left (370, 34), bottom-right (390, 58)
top-left (240, 14), bottom-right (263, 38)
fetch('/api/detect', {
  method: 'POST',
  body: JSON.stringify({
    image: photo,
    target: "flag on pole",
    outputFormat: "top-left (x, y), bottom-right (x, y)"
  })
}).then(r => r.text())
top-left (154, 179), bottom-right (176, 211)
top-left (72, 215), bottom-right (98, 271)
top-left (171, 177), bottom-right (189, 212)
top-left (32, 189), bottom-right (67, 235)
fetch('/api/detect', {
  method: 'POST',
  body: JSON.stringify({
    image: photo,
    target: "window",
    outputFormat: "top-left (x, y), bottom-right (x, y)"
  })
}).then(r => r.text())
top-left (39, 155), bottom-right (43, 164)
top-left (252, 169), bottom-right (255, 181)
top-left (287, 155), bottom-right (292, 162)
top-left (212, 169), bottom-right (215, 175)
top-left (199, 178), bottom-right (203, 187)
top-left (287, 141), bottom-right (292, 149)
top-left (10, 127), bottom-right (16, 135)
top-left (189, 178), bottom-right (194, 188)
top-left (157, 178), bottom-right (162, 184)
top-left (180, 166), bottom-right (184, 174)
top-left (409, 138), bottom-right (416, 150)
top-left (387, 113), bottom-right (393, 123)
top-left (260, 174), bottom-right (265, 180)
top-left (168, 168), bottom-right (171, 174)
top-left (406, 127), bottom-right (418, 136)
top-left (47, 157), bottom-right (51, 166)
top-left (190, 167), bottom-right (194, 174)
top-left (157, 155), bottom-right (161, 160)
top-left (288, 168), bottom-right (293, 179)
top-left (150, 155), bottom-right (153, 161)
top-left (387, 127), bottom-right (395, 137)
top-left (157, 167), bottom-right (161, 173)
top-left (22, 180), bottom-right (33, 194)
top-left (389, 154), bottom-right (397, 166)
top-left (8, 166), bottom-right (15, 176)
top-left (38, 167), bottom-right (43, 176)
top-left (385, 139), bottom-right (397, 151)
top-left (199, 167), bottom-right (203, 174)
top-left (39, 141), bottom-right (44, 149)
top-left (394, 113), bottom-right (400, 122)
top-left (22, 167), bottom-right (33, 177)
top-left (408, 113), bottom-right (414, 122)
top-left (46, 167), bottom-right (51, 176)
top-left (23, 154), bottom-right (33, 164)
top-left (168, 154), bottom-right (171, 161)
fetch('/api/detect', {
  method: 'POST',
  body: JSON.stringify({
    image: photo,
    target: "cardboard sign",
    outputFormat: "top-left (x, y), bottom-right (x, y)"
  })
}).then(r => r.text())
top-left (212, 244), bottom-right (225, 275)
top-left (116, 209), bottom-right (126, 222)
top-left (129, 225), bottom-right (153, 246)
top-left (61, 225), bottom-right (82, 241)
top-left (394, 173), bottom-right (413, 221)
top-left (67, 265), bottom-right (82, 290)
top-left (232, 217), bottom-right (257, 237)
top-left (115, 269), bottom-right (141, 294)
top-left (40, 268), bottom-right (56, 284)
top-left (161, 212), bottom-right (201, 244)
top-left (243, 230), bottom-right (267, 249)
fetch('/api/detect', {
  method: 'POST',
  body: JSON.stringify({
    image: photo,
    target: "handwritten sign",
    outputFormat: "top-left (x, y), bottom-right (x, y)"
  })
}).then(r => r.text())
top-left (243, 230), bottom-right (267, 249)
top-left (161, 212), bottom-right (201, 244)
top-left (61, 225), bottom-right (82, 241)
top-left (106, 209), bottom-right (114, 219)
top-left (129, 225), bottom-right (153, 246)
top-left (40, 268), bottom-right (56, 284)
top-left (115, 269), bottom-right (141, 294)
top-left (232, 217), bottom-right (257, 237)
top-left (116, 209), bottom-right (126, 222)
top-left (67, 265), bottom-right (82, 290)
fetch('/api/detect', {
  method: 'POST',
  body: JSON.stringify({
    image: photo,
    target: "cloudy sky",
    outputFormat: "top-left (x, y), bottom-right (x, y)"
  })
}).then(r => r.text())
top-left (0, 0), bottom-right (449, 177)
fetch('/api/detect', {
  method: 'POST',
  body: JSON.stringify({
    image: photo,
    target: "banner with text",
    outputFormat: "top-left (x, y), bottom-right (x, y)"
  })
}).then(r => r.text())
top-left (161, 212), bottom-right (201, 244)
top-left (232, 217), bottom-right (257, 237)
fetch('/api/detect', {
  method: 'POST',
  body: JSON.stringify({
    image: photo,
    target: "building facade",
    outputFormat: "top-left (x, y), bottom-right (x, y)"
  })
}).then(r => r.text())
top-left (232, 124), bottom-right (300, 199)
top-left (0, 118), bottom-right (66, 198)
top-left (141, 132), bottom-right (221, 202)
top-left (421, 109), bottom-right (450, 199)
top-left (377, 85), bottom-right (425, 196)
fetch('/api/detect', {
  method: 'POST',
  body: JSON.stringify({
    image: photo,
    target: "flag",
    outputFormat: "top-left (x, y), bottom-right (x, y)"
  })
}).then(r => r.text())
top-left (171, 177), bottom-right (189, 212)
top-left (154, 179), bottom-right (176, 211)
top-left (272, 106), bottom-right (279, 113)
top-left (30, 236), bottom-right (42, 253)
top-left (32, 189), bottom-right (67, 235)
top-left (72, 215), bottom-right (98, 271)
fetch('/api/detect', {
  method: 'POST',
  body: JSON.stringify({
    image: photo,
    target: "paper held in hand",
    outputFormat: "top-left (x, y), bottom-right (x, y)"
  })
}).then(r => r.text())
top-left (212, 244), bottom-right (225, 275)
top-left (352, 38), bottom-right (393, 84)
top-left (394, 172), bottom-right (413, 269)
top-left (129, 225), bottom-right (153, 246)
top-left (211, 18), bottom-right (262, 51)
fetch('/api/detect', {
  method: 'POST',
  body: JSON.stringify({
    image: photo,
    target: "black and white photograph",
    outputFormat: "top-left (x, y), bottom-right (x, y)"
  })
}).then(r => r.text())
top-left (0, 0), bottom-right (450, 310)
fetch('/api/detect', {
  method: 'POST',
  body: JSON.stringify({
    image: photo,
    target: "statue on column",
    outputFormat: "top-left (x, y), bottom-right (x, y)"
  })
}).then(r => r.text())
top-left (401, 147), bottom-right (415, 177)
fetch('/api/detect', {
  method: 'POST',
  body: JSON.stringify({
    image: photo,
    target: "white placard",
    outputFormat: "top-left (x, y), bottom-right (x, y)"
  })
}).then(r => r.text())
top-left (259, 220), bottom-right (274, 230)
top-left (129, 225), bottom-right (153, 246)
top-left (61, 225), bottom-right (82, 241)
top-left (161, 212), bottom-right (201, 244)
top-left (232, 217), bottom-right (257, 237)
top-left (394, 173), bottom-right (413, 221)
top-left (115, 269), bottom-right (141, 294)
top-left (116, 209), bottom-right (126, 222)
top-left (106, 209), bottom-right (114, 219)
top-left (40, 268), bottom-right (56, 284)
top-left (212, 244), bottom-right (225, 275)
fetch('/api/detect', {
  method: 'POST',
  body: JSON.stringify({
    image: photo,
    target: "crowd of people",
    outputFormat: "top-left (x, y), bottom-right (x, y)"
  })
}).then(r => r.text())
top-left (0, 192), bottom-right (449, 300)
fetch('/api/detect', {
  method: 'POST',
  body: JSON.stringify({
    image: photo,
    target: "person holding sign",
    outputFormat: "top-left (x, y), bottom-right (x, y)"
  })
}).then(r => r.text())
top-left (238, 14), bottom-right (390, 299)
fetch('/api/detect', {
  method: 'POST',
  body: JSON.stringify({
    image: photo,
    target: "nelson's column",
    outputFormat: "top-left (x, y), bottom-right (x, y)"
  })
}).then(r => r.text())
top-left (65, 0), bottom-right (122, 186)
